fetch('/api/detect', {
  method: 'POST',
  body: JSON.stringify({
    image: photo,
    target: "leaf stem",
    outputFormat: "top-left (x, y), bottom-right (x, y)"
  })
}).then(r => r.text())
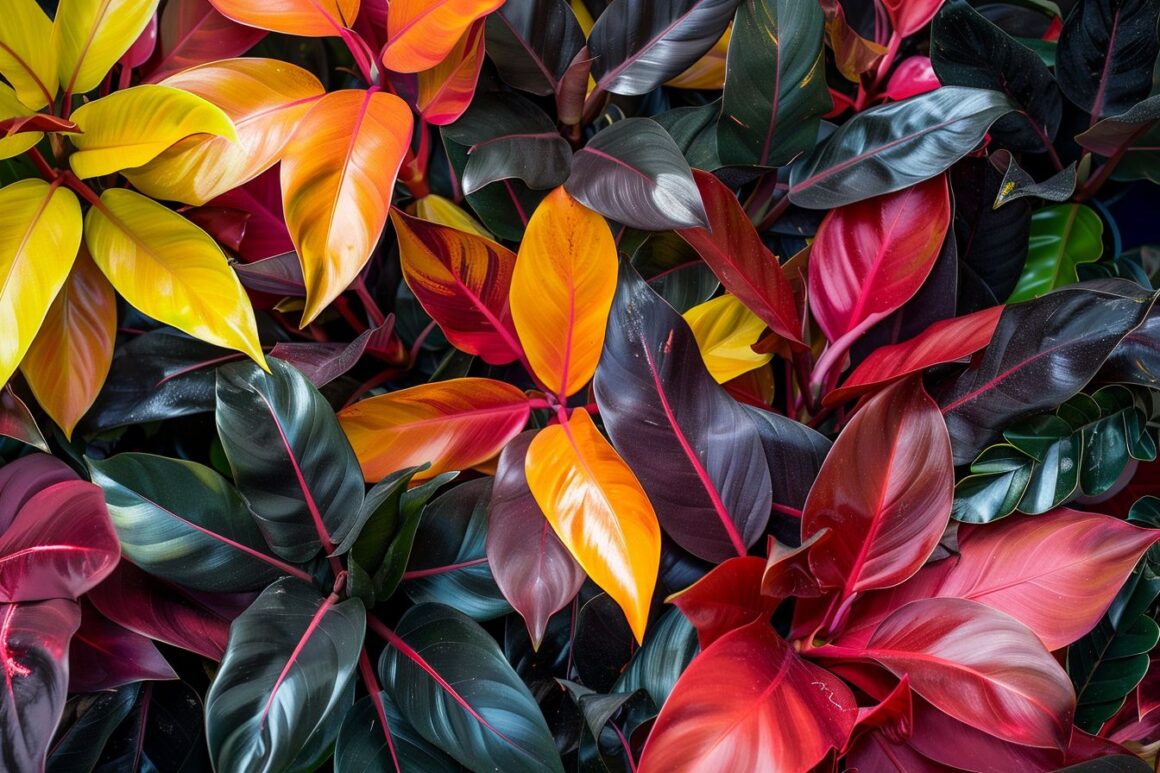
top-left (25, 147), bottom-right (55, 179)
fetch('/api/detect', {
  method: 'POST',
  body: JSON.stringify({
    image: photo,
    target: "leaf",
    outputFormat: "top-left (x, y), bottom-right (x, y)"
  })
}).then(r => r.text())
top-left (487, 431), bottom-right (585, 648)
top-left (127, 58), bottom-right (324, 206)
top-left (881, 0), bottom-right (942, 36)
top-left (56, 0), bottom-right (160, 95)
top-left (88, 453), bottom-right (291, 592)
top-left (0, 85), bottom-right (41, 161)
top-left (881, 55), bottom-right (940, 101)
top-left (745, 405), bottom-right (833, 514)
top-left (668, 555), bottom-right (771, 648)
top-left (339, 378), bottom-right (530, 482)
top-left (84, 188), bottom-right (266, 365)
top-left (379, 603), bottom-right (564, 773)
top-left (612, 606), bottom-right (699, 708)
top-left (788, 86), bottom-right (1017, 208)
top-left (209, 0), bottom-right (359, 37)
top-left (676, 169), bottom-right (801, 344)
top-left (148, 0), bottom-right (267, 82)
top-left (953, 157), bottom-right (1032, 311)
top-left (683, 294), bottom-right (774, 383)
top-left (930, 1), bottom-right (1063, 150)
top-left (68, 84), bottom-right (236, 179)
top-left (852, 598), bottom-right (1075, 750)
top-left (1056, 0), bottom-right (1160, 119)
top-left (594, 262), bottom-right (773, 562)
top-left (206, 578), bottom-right (364, 773)
top-left (411, 193), bottom-right (490, 237)
top-left (47, 686), bottom-right (141, 773)
top-left (0, 179), bottom-right (82, 388)
top-left (510, 186), bottom-right (617, 398)
top-left (565, 118), bottom-right (708, 231)
top-left (0, 599), bottom-right (81, 773)
top-left (20, 250), bottom-right (116, 439)
top-left (0, 455), bottom-right (77, 529)
top-left (809, 174), bottom-right (951, 346)
top-left (1075, 94), bottom-right (1160, 156)
top-left (0, 0), bottom-right (57, 109)
top-left (280, 89), bottom-right (412, 324)
top-left (391, 209), bottom-right (522, 365)
top-left (637, 622), bottom-right (856, 773)
top-left (0, 387), bottom-right (49, 452)
top-left (68, 603), bottom-right (176, 692)
top-left (1008, 204), bottom-right (1104, 302)
top-left (825, 306), bottom-right (1004, 406)
top-left (526, 409), bottom-right (661, 643)
top-left (667, 24), bottom-right (729, 89)
top-left (587, 0), bottom-right (739, 96)
top-left (991, 150), bottom-right (1077, 207)
top-left (412, 20), bottom-right (486, 126)
top-left (0, 481), bottom-right (119, 603)
top-left (89, 681), bottom-right (212, 773)
top-left (485, 0), bottom-right (585, 96)
top-left (717, 0), bottom-right (831, 167)
top-left (215, 358), bottom-right (364, 563)
top-left (335, 690), bottom-right (466, 773)
top-left (934, 280), bottom-right (1157, 464)
top-left (383, 0), bottom-right (505, 72)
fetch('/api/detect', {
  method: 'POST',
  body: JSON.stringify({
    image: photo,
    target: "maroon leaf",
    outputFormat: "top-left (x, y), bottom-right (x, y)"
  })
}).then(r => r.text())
top-left (761, 530), bottom-right (828, 600)
top-left (147, 0), bottom-right (266, 82)
top-left (68, 601), bottom-right (176, 693)
top-left (486, 431), bottom-right (585, 649)
top-left (0, 455), bottom-right (76, 532)
top-left (882, 0), bottom-right (944, 37)
top-left (233, 251), bottom-right (306, 296)
top-left (120, 11), bottom-right (158, 68)
top-left (0, 114), bottom-right (81, 136)
top-left (208, 168), bottom-right (292, 261)
top-left (802, 379), bottom-right (953, 601)
top-left (677, 170), bottom-right (802, 345)
top-left (669, 555), bottom-right (770, 648)
top-left (0, 387), bottom-right (48, 453)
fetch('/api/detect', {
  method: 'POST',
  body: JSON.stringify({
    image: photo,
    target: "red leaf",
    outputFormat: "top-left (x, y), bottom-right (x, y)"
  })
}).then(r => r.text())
top-left (823, 306), bottom-right (1003, 407)
top-left (669, 555), bottom-right (771, 649)
top-left (68, 601), bottom-right (176, 693)
top-left (638, 622), bottom-right (856, 773)
top-left (881, 56), bottom-right (940, 102)
top-left (809, 175), bottom-right (950, 347)
top-left (486, 431), bottom-right (585, 649)
top-left (0, 114), bottom-right (80, 136)
top-left (882, 0), bottom-right (945, 37)
top-left (802, 379), bottom-right (953, 600)
top-left (677, 170), bottom-right (802, 345)
top-left (208, 168), bottom-right (293, 262)
top-left (148, 0), bottom-right (267, 82)
top-left (120, 11), bottom-right (158, 68)
top-left (761, 530), bottom-right (828, 600)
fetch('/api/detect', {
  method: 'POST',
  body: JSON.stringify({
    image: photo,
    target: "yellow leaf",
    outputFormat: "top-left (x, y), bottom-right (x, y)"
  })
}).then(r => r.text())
top-left (510, 187), bottom-right (617, 399)
top-left (0, 179), bottom-right (82, 387)
top-left (21, 249), bottom-right (115, 438)
top-left (125, 59), bottom-right (325, 205)
top-left (667, 24), bottom-right (729, 90)
top-left (410, 194), bottom-right (490, 237)
top-left (683, 294), bottom-right (774, 383)
top-left (383, 0), bottom-right (504, 73)
top-left (209, 0), bottom-right (359, 37)
top-left (0, 84), bottom-right (41, 160)
top-left (57, 0), bottom-right (161, 96)
top-left (570, 0), bottom-right (595, 36)
top-left (526, 409), bottom-right (660, 643)
top-left (281, 89), bottom-right (413, 325)
top-left (0, 0), bottom-right (58, 109)
top-left (84, 188), bottom-right (266, 366)
top-left (70, 84), bottom-right (237, 179)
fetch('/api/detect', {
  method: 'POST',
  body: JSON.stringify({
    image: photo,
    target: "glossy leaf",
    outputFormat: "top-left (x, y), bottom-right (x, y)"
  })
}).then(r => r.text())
top-left (1009, 204), bottom-right (1104, 302)
top-left (383, 0), bottom-right (504, 72)
top-left (411, 193), bottom-right (490, 237)
top-left (669, 556), bottom-right (771, 648)
top-left (667, 24), bottom-right (729, 89)
top-left (953, 156), bottom-right (1031, 311)
top-left (0, 86), bottom-right (41, 161)
top-left (335, 690), bottom-right (465, 773)
top-left (991, 151), bottom-right (1078, 207)
top-left (69, 84), bottom-right (236, 179)
top-left (676, 169), bottom-right (801, 344)
top-left (718, 0), bottom-right (830, 167)
top-left (206, 578), bottom-right (364, 773)
top-left (788, 86), bottom-right (1016, 208)
top-left (149, 0), bottom-right (267, 81)
top-left (487, 432), bottom-right (584, 648)
top-left (0, 0), bottom-right (57, 109)
top-left (281, 89), bottom-right (412, 324)
top-left (638, 622), bottom-right (856, 773)
top-left (565, 118), bottom-right (708, 231)
top-left (0, 455), bottom-right (78, 530)
top-left (414, 21), bottom-right (485, 125)
top-left (339, 378), bottom-right (530, 482)
top-left (1057, 0), bottom-right (1160, 119)
top-left (380, 603), bottom-right (564, 773)
top-left (809, 174), bottom-right (951, 345)
top-left (587, 0), bottom-right (739, 96)
top-left (88, 681), bottom-right (212, 773)
top-left (0, 388), bottom-right (48, 452)
top-left (881, 56), bottom-right (940, 101)
top-left (803, 379), bottom-right (953, 597)
top-left (881, 0), bottom-right (942, 37)
top-left (128, 58), bottom-right (325, 206)
top-left (0, 179), bottom-right (83, 389)
top-left (56, 0), bottom-right (160, 95)
top-left (392, 209), bottom-right (522, 364)
top-left (20, 250), bottom-right (116, 439)
top-left (88, 453), bottom-right (289, 592)
top-left (209, 0), bottom-right (358, 37)
top-left (46, 686), bottom-right (141, 773)
top-left (84, 188), bottom-right (266, 366)
top-left (594, 262), bottom-right (774, 563)
top-left (683, 294), bottom-right (774, 383)
top-left (612, 606), bottom-right (699, 708)
top-left (510, 186), bottom-right (617, 397)
top-left (485, 0), bottom-right (585, 95)
top-left (526, 409), bottom-right (660, 643)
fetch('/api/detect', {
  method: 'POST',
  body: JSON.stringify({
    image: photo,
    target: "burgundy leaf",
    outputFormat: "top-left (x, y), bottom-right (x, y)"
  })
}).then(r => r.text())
top-left (147, 0), bottom-right (266, 82)
top-left (486, 431), bottom-right (585, 649)
top-left (0, 455), bottom-right (76, 533)
top-left (120, 11), bottom-right (158, 68)
top-left (0, 387), bottom-right (48, 454)
top-left (183, 205), bottom-right (249, 252)
top-left (761, 530), bottom-right (828, 600)
top-left (208, 168), bottom-right (292, 261)
top-left (669, 555), bottom-right (771, 648)
top-left (68, 601), bottom-right (176, 693)
top-left (0, 114), bottom-right (81, 136)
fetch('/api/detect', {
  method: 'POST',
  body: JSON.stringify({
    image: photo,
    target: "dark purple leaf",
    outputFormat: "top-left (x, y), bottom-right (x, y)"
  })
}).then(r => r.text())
top-left (0, 386), bottom-right (48, 452)
top-left (485, 0), bottom-right (584, 95)
top-left (0, 455), bottom-right (76, 533)
top-left (233, 251), bottom-right (306, 296)
top-left (68, 602), bottom-right (175, 693)
top-left (1057, 0), bottom-right (1160, 119)
top-left (268, 324), bottom-right (379, 388)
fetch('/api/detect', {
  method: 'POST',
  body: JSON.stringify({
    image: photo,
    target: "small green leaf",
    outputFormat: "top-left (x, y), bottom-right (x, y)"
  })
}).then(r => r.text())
top-left (1008, 204), bottom-right (1104, 302)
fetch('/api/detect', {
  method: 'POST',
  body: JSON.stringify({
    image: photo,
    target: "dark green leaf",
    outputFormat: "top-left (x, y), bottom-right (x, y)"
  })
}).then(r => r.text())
top-left (442, 133), bottom-right (548, 241)
top-left (952, 157), bottom-right (1031, 311)
top-left (335, 691), bottom-right (466, 773)
top-left (612, 607), bottom-right (699, 709)
top-left (953, 446), bottom-right (1034, 524)
top-left (93, 682), bottom-right (210, 773)
top-left (485, 0), bottom-right (585, 96)
top-left (1008, 204), bottom-right (1104, 302)
top-left (652, 102), bottom-right (722, 171)
top-left (990, 151), bottom-right (1077, 208)
top-left (1057, 0), bottom-right (1160, 119)
top-left (47, 686), bottom-right (140, 773)
top-left (1076, 94), bottom-right (1160, 156)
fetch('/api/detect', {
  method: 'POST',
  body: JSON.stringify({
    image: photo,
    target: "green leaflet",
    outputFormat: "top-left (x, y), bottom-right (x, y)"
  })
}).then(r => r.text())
top-left (1008, 204), bottom-right (1104, 302)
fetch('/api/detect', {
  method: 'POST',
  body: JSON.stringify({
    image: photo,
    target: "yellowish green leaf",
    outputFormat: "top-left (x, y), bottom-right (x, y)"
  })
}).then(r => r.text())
top-left (57, 0), bottom-right (161, 95)
top-left (683, 294), bottom-right (774, 383)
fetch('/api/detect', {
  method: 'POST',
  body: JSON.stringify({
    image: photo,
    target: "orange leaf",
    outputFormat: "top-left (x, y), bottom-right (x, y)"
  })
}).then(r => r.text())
top-left (382, 0), bottom-right (504, 73)
top-left (209, 0), bottom-right (359, 37)
top-left (280, 89), bottom-right (412, 324)
top-left (510, 187), bottom-right (617, 399)
top-left (20, 249), bottom-right (115, 439)
top-left (338, 377), bottom-right (530, 482)
top-left (415, 20), bottom-right (485, 125)
top-left (525, 409), bottom-right (660, 643)
top-left (391, 208), bottom-right (523, 365)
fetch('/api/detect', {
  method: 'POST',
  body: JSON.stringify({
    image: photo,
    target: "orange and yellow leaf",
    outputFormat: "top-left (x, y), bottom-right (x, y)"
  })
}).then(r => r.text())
top-left (510, 187), bottom-right (617, 399)
top-left (415, 20), bottom-right (486, 126)
top-left (410, 194), bottom-right (490, 237)
top-left (0, 0), bottom-right (58, 109)
top-left (56, 0), bottom-right (161, 95)
top-left (382, 0), bottom-right (504, 73)
top-left (209, 0), bottom-right (359, 37)
top-left (526, 409), bottom-right (661, 643)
